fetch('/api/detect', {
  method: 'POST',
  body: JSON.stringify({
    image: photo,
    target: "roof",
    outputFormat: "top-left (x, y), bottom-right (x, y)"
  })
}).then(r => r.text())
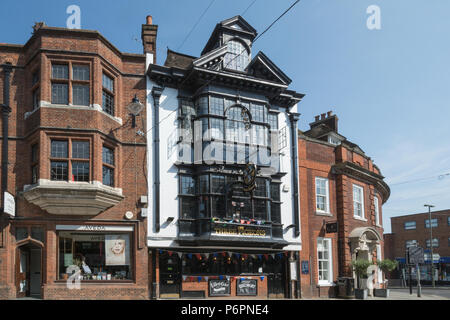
top-left (164, 48), bottom-right (197, 69)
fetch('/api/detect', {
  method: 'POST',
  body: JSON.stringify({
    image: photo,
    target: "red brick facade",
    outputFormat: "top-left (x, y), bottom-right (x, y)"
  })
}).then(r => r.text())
top-left (298, 113), bottom-right (389, 298)
top-left (0, 23), bottom-right (148, 299)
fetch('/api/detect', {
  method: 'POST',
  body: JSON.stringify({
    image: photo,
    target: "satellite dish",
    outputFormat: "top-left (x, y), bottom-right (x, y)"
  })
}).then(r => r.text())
top-left (127, 95), bottom-right (144, 116)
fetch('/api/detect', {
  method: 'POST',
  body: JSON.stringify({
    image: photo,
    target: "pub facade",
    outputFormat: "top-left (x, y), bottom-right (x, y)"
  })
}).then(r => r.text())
top-left (145, 16), bottom-right (304, 299)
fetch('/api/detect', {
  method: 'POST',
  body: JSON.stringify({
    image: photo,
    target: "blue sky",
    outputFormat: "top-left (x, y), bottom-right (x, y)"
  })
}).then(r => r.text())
top-left (2, 0), bottom-right (449, 233)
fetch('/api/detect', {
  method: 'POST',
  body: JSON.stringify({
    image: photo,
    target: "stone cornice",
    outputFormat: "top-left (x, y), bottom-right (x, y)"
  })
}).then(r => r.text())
top-left (331, 161), bottom-right (390, 203)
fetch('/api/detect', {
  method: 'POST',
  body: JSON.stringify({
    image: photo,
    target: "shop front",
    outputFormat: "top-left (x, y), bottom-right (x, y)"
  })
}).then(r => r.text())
top-left (13, 222), bottom-right (148, 300)
top-left (156, 249), bottom-right (292, 299)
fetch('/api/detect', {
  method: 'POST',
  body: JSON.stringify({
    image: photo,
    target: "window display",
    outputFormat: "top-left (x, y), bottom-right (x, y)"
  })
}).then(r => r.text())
top-left (58, 232), bottom-right (132, 281)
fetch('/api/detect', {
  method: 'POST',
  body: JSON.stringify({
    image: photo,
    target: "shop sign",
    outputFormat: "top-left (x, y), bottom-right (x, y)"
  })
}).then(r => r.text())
top-left (325, 222), bottom-right (338, 233)
top-left (236, 279), bottom-right (257, 296)
top-left (56, 225), bottom-right (134, 232)
top-left (4, 192), bottom-right (15, 216)
top-left (209, 279), bottom-right (231, 297)
top-left (290, 261), bottom-right (298, 280)
top-left (212, 224), bottom-right (267, 237)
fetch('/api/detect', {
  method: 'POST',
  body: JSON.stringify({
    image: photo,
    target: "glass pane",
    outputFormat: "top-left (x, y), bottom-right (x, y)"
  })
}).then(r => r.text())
top-left (52, 83), bottom-right (68, 104)
top-left (51, 161), bottom-right (68, 181)
top-left (72, 141), bottom-right (90, 159)
top-left (102, 73), bottom-right (114, 92)
top-left (102, 91), bottom-right (114, 115)
top-left (211, 196), bottom-right (225, 219)
top-left (73, 84), bottom-right (90, 106)
top-left (102, 147), bottom-right (114, 165)
top-left (211, 175), bottom-right (225, 194)
top-left (72, 161), bottom-right (90, 182)
top-left (31, 227), bottom-right (44, 242)
top-left (51, 140), bottom-right (68, 158)
top-left (210, 96), bottom-right (224, 116)
top-left (73, 65), bottom-right (90, 81)
top-left (102, 166), bottom-right (114, 186)
top-left (16, 227), bottom-right (28, 241)
top-left (52, 64), bottom-right (68, 79)
top-left (180, 176), bottom-right (195, 195)
top-left (181, 197), bottom-right (197, 219)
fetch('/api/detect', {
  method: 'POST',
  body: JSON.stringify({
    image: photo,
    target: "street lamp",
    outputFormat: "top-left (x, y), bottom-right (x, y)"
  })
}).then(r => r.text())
top-left (424, 204), bottom-right (435, 288)
top-left (127, 95), bottom-right (144, 128)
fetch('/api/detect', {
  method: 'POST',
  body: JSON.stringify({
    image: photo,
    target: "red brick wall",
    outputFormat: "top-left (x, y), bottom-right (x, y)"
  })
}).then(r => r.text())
top-left (0, 27), bottom-right (148, 300)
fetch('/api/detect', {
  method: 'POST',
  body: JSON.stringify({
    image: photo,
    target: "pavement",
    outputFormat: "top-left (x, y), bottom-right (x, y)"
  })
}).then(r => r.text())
top-left (349, 287), bottom-right (450, 300)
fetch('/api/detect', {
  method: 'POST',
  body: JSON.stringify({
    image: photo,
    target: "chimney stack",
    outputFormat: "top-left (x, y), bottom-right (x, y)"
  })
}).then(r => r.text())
top-left (309, 110), bottom-right (339, 133)
top-left (142, 15), bottom-right (158, 64)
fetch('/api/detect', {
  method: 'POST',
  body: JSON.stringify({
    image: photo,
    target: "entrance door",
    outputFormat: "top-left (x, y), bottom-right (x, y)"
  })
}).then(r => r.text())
top-left (16, 244), bottom-right (42, 298)
top-left (159, 254), bottom-right (180, 298)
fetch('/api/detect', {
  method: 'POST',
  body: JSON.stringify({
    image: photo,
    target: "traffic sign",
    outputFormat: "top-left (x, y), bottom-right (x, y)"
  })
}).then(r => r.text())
top-left (406, 246), bottom-right (424, 265)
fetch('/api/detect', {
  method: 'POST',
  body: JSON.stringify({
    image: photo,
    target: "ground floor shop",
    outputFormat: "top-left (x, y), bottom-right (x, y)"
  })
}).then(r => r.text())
top-left (2, 220), bottom-right (148, 300)
top-left (396, 258), bottom-right (450, 284)
top-left (150, 249), bottom-right (300, 299)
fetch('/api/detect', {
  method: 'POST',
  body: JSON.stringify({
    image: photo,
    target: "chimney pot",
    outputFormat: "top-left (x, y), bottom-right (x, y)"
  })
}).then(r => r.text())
top-left (146, 15), bottom-right (153, 25)
top-left (320, 113), bottom-right (326, 120)
top-left (327, 111), bottom-right (332, 118)
top-left (315, 115), bottom-right (320, 122)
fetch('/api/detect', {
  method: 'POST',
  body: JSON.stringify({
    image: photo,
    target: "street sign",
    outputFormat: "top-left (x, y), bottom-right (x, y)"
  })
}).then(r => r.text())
top-left (406, 246), bottom-right (424, 265)
top-left (424, 253), bottom-right (440, 262)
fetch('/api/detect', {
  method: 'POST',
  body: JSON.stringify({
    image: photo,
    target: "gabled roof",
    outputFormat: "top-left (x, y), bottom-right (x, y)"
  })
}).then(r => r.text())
top-left (246, 51), bottom-right (292, 85)
top-left (201, 15), bottom-right (257, 55)
top-left (192, 44), bottom-right (228, 69)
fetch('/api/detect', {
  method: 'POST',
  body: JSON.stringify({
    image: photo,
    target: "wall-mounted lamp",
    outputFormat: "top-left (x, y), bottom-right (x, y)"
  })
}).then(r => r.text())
top-left (127, 95), bottom-right (144, 128)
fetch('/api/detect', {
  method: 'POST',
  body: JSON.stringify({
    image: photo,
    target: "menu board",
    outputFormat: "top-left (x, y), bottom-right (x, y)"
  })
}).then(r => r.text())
top-left (208, 279), bottom-right (231, 297)
top-left (236, 279), bottom-right (257, 296)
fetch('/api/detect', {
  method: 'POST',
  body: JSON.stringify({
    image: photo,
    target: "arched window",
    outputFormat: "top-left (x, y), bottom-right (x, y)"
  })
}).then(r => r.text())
top-left (224, 40), bottom-right (249, 71)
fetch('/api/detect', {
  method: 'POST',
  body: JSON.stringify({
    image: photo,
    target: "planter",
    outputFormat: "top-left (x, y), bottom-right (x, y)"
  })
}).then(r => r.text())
top-left (354, 288), bottom-right (368, 300)
top-left (373, 288), bottom-right (390, 298)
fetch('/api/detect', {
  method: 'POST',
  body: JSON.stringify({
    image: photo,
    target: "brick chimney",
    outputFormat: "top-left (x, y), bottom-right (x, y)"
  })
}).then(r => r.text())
top-left (309, 110), bottom-right (339, 132)
top-left (141, 15), bottom-right (158, 64)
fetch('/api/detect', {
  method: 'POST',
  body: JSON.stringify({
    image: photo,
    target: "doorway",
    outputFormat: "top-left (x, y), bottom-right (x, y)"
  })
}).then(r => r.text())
top-left (16, 243), bottom-right (42, 299)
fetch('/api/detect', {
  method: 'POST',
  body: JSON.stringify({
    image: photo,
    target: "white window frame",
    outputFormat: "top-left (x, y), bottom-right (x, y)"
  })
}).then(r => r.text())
top-left (404, 221), bottom-right (416, 230)
top-left (405, 240), bottom-right (418, 249)
top-left (374, 195), bottom-right (381, 226)
top-left (317, 238), bottom-right (333, 286)
top-left (353, 184), bottom-right (365, 220)
top-left (315, 177), bottom-right (330, 214)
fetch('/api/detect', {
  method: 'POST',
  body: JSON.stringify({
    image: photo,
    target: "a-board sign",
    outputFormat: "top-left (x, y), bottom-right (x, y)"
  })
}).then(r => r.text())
top-left (208, 279), bottom-right (230, 297)
top-left (236, 279), bottom-right (258, 296)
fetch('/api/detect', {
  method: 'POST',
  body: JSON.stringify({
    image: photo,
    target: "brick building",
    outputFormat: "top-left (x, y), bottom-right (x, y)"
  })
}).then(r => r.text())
top-left (0, 21), bottom-right (148, 299)
top-left (298, 112), bottom-right (390, 298)
top-left (384, 209), bottom-right (450, 284)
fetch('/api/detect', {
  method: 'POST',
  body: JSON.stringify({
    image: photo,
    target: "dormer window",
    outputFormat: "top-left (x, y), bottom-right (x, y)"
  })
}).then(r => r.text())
top-left (224, 40), bottom-right (249, 71)
top-left (327, 134), bottom-right (341, 146)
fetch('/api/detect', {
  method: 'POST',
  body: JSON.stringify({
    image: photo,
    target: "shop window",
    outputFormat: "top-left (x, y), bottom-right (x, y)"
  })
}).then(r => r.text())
top-left (317, 238), bottom-right (333, 285)
top-left (102, 73), bottom-right (115, 116)
top-left (58, 232), bottom-right (132, 281)
top-left (102, 146), bottom-right (115, 187)
top-left (315, 177), bottom-right (330, 213)
top-left (352, 185), bottom-right (365, 219)
top-left (50, 139), bottom-right (90, 182)
top-left (404, 221), bottom-right (416, 230)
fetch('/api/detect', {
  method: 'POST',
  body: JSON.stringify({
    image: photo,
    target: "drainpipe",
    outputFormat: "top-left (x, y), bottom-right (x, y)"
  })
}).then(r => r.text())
top-left (151, 87), bottom-right (163, 233)
top-left (288, 113), bottom-right (300, 237)
top-left (1, 63), bottom-right (12, 247)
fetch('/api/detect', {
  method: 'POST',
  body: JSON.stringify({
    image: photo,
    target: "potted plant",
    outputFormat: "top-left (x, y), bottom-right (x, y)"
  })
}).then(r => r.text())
top-left (351, 259), bottom-right (372, 299)
top-left (374, 259), bottom-right (398, 297)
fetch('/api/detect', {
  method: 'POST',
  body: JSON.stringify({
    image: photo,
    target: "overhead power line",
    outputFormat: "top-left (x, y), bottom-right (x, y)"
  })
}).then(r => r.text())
top-left (177, 0), bottom-right (217, 51)
top-left (241, 0), bottom-right (258, 16)
top-left (147, 0), bottom-right (301, 136)
top-left (389, 172), bottom-right (450, 186)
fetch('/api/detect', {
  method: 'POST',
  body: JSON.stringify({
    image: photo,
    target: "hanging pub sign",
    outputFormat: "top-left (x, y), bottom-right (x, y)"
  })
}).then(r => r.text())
top-left (242, 163), bottom-right (256, 192)
top-left (325, 222), bottom-right (338, 233)
top-left (236, 279), bottom-right (258, 296)
top-left (209, 279), bottom-right (231, 297)
top-left (3, 191), bottom-right (15, 216)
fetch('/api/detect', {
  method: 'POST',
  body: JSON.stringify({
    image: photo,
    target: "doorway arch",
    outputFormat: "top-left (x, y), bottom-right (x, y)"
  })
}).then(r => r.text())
top-left (16, 239), bottom-right (44, 299)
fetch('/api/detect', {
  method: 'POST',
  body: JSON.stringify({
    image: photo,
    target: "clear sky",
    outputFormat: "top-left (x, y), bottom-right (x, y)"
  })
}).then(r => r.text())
top-left (1, 0), bottom-right (449, 233)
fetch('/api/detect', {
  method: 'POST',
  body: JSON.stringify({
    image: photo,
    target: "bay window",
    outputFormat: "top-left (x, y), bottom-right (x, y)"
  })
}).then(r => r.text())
top-left (50, 139), bottom-right (90, 182)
